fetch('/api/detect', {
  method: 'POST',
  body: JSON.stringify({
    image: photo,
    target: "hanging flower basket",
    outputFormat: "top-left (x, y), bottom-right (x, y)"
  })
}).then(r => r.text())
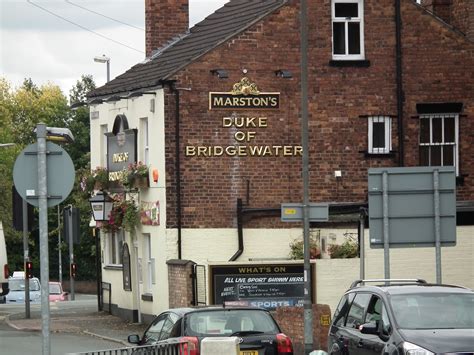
top-left (100, 196), bottom-right (140, 233)
top-left (122, 161), bottom-right (149, 190)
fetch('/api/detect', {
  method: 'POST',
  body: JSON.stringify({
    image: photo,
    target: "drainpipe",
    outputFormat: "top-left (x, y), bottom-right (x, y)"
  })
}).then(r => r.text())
top-left (395, 0), bottom-right (405, 166)
top-left (165, 81), bottom-right (183, 259)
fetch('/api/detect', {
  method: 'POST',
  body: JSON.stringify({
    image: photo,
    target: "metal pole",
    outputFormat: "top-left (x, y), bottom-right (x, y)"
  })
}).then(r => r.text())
top-left (95, 228), bottom-right (102, 311)
top-left (434, 170), bottom-right (442, 283)
top-left (383, 172), bottom-right (390, 280)
top-left (359, 208), bottom-right (366, 280)
top-left (36, 123), bottom-right (51, 355)
top-left (300, 0), bottom-right (313, 353)
top-left (22, 199), bottom-right (30, 319)
top-left (67, 207), bottom-right (75, 300)
top-left (106, 60), bottom-right (110, 83)
top-left (58, 205), bottom-right (62, 284)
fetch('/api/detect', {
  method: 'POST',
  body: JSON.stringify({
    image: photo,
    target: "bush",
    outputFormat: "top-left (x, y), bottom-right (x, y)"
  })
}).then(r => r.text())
top-left (289, 233), bottom-right (321, 259)
top-left (328, 236), bottom-right (358, 259)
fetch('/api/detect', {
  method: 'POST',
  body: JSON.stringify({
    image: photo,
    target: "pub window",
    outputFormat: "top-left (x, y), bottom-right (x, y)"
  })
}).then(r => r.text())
top-left (368, 116), bottom-right (391, 154)
top-left (419, 113), bottom-right (459, 175)
top-left (106, 229), bottom-right (124, 266)
top-left (332, 0), bottom-right (365, 60)
top-left (140, 117), bottom-right (149, 165)
top-left (143, 233), bottom-right (155, 293)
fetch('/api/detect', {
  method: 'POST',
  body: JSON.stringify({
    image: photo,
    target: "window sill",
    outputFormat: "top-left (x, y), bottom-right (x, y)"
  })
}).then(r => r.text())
top-left (141, 293), bottom-right (153, 302)
top-left (104, 265), bottom-right (123, 270)
top-left (361, 151), bottom-right (396, 158)
top-left (329, 60), bottom-right (371, 67)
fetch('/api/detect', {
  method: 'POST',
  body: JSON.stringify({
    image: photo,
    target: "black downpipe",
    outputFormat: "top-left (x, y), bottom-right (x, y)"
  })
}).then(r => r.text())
top-left (168, 82), bottom-right (182, 259)
top-left (395, 0), bottom-right (405, 166)
top-left (230, 199), bottom-right (244, 261)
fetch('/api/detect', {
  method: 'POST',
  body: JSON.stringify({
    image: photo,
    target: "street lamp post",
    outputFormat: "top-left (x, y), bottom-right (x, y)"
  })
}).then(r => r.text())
top-left (94, 55), bottom-right (110, 83)
top-left (89, 191), bottom-right (113, 311)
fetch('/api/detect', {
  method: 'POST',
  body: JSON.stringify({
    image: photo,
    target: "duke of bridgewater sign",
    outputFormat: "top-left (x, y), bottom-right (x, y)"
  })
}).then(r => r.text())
top-left (186, 77), bottom-right (302, 157)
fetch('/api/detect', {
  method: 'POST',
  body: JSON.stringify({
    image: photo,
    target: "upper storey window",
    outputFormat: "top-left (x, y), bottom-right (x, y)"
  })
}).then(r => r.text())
top-left (332, 0), bottom-right (365, 60)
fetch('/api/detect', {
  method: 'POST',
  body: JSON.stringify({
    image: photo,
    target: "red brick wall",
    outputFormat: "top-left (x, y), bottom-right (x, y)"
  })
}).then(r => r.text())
top-left (451, 0), bottom-right (474, 41)
top-left (167, 260), bottom-right (194, 308)
top-left (145, 0), bottom-right (189, 57)
top-left (163, 0), bottom-right (473, 229)
top-left (274, 304), bottom-right (332, 354)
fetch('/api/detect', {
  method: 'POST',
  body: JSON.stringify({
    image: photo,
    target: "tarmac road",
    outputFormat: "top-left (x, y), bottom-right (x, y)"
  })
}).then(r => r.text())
top-left (0, 294), bottom-right (148, 354)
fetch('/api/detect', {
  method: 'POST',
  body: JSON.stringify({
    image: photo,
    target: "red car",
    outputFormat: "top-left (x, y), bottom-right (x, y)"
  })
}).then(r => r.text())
top-left (49, 282), bottom-right (68, 302)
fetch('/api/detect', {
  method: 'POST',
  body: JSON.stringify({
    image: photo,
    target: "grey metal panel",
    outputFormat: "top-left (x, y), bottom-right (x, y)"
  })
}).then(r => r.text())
top-left (368, 167), bottom-right (456, 248)
top-left (281, 203), bottom-right (329, 222)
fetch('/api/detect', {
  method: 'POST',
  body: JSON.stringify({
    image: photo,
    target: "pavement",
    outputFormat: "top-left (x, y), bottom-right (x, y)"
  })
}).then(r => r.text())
top-left (5, 307), bottom-right (148, 346)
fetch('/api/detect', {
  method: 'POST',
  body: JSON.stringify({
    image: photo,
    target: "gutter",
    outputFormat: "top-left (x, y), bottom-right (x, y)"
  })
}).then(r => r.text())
top-left (395, 0), bottom-right (405, 166)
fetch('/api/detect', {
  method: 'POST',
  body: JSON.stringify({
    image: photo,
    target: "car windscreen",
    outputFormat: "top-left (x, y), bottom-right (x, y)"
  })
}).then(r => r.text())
top-left (9, 279), bottom-right (41, 292)
top-left (184, 310), bottom-right (280, 337)
top-left (391, 292), bottom-right (474, 330)
top-left (49, 284), bottom-right (61, 294)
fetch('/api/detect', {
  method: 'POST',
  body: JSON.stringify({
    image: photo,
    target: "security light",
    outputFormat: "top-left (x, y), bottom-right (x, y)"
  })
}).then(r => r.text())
top-left (210, 69), bottom-right (229, 79)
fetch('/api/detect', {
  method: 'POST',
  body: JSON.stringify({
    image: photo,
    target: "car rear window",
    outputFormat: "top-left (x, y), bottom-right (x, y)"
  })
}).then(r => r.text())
top-left (391, 293), bottom-right (474, 329)
top-left (184, 310), bottom-right (280, 337)
top-left (49, 284), bottom-right (61, 294)
top-left (9, 279), bottom-right (40, 292)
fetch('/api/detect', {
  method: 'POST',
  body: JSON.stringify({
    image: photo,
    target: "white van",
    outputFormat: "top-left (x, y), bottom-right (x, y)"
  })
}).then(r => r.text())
top-left (0, 222), bottom-right (9, 300)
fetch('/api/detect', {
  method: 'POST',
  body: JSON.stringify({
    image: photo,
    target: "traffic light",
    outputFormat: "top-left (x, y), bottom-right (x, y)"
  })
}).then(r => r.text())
top-left (70, 263), bottom-right (77, 279)
top-left (25, 261), bottom-right (33, 278)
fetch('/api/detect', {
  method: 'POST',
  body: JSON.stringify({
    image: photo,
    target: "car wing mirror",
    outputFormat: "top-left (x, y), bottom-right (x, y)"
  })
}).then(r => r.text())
top-left (359, 322), bottom-right (378, 335)
top-left (128, 334), bottom-right (140, 344)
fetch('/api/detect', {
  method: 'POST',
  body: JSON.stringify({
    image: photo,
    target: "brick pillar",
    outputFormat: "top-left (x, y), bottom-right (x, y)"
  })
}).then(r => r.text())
top-left (145, 0), bottom-right (189, 57)
top-left (167, 259), bottom-right (195, 308)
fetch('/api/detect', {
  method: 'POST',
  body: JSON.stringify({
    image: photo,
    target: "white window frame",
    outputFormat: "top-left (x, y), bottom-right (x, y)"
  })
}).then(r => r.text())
top-left (332, 0), bottom-right (365, 60)
top-left (105, 229), bottom-right (124, 266)
top-left (142, 233), bottom-right (155, 293)
top-left (140, 117), bottom-right (149, 165)
top-left (419, 113), bottom-right (459, 175)
top-left (100, 124), bottom-right (108, 167)
top-left (368, 116), bottom-right (392, 154)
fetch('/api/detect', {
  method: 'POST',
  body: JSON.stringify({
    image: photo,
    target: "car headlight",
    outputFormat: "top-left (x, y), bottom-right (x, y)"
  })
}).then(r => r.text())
top-left (403, 342), bottom-right (434, 355)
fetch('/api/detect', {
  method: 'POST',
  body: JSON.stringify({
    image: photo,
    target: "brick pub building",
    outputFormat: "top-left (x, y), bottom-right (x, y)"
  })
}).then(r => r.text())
top-left (87, 0), bottom-right (473, 351)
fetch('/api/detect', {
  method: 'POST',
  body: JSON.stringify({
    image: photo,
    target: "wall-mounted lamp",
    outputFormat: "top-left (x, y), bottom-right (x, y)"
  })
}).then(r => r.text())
top-left (89, 191), bottom-right (114, 222)
top-left (210, 69), bottom-right (229, 79)
top-left (275, 69), bottom-right (292, 78)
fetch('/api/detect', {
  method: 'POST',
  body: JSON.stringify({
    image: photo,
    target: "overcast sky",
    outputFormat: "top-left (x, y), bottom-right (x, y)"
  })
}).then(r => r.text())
top-left (0, 0), bottom-right (228, 99)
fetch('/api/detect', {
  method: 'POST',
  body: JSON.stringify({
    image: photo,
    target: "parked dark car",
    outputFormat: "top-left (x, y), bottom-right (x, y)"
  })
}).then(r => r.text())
top-left (128, 306), bottom-right (294, 355)
top-left (328, 279), bottom-right (474, 354)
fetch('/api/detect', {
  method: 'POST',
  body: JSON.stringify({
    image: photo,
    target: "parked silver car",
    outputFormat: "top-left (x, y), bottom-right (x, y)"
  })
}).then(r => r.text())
top-left (6, 276), bottom-right (41, 303)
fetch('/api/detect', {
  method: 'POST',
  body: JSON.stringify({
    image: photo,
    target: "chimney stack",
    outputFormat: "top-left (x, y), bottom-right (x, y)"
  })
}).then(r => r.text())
top-left (145, 0), bottom-right (189, 57)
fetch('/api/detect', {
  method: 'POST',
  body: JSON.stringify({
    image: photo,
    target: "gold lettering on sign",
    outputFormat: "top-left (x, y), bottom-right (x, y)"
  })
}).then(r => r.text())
top-left (185, 145), bottom-right (303, 157)
top-left (112, 152), bottom-right (129, 163)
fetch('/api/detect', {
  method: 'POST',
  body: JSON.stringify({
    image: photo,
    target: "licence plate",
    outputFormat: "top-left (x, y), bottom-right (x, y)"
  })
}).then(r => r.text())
top-left (240, 351), bottom-right (258, 355)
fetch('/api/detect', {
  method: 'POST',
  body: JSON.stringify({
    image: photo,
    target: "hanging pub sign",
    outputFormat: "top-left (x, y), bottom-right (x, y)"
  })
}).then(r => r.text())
top-left (209, 77), bottom-right (280, 110)
top-left (106, 114), bottom-right (137, 182)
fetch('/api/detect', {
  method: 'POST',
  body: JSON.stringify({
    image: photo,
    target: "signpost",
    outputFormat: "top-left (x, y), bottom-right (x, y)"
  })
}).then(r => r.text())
top-left (13, 124), bottom-right (75, 355)
top-left (368, 167), bottom-right (456, 283)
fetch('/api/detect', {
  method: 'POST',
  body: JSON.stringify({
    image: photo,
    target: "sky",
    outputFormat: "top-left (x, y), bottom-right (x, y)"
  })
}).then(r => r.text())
top-left (0, 0), bottom-right (229, 99)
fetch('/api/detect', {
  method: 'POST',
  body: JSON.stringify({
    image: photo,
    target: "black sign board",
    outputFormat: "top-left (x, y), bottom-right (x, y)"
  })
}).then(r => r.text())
top-left (122, 243), bottom-right (132, 291)
top-left (210, 263), bottom-right (314, 310)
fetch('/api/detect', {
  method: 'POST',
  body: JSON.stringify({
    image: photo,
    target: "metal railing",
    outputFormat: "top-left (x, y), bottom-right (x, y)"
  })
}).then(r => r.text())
top-left (350, 278), bottom-right (427, 288)
top-left (66, 340), bottom-right (190, 355)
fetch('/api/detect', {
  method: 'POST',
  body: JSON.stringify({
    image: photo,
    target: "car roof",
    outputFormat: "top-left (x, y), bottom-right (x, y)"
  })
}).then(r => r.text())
top-left (167, 306), bottom-right (269, 317)
top-left (348, 283), bottom-right (472, 296)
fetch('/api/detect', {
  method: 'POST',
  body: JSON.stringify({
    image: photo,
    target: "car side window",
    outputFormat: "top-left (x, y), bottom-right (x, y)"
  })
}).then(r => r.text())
top-left (333, 292), bottom-right (356, 327)
top-left (144, 313), bottom-right (168, 343)
top-left (160, 313), bottom-right (180, 340)
top-left (365, 296), bottom-right (382, 324)
top-left (381, 304), bottom-right (392, 336)
top-left (346, 293), bottom-right (371, 329)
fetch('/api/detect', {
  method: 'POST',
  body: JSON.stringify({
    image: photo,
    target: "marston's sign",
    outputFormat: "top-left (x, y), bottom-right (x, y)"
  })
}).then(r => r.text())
top-left (209, 77), bottom-right (280, 110)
